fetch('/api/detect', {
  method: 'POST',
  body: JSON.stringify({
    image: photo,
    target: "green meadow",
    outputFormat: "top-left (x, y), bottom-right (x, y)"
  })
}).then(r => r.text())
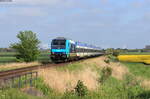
top-left (0, 52), bottom-right (51, 64)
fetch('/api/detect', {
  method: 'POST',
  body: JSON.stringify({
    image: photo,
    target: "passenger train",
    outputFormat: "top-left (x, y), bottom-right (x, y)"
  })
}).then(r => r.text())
top-left (50, 37), bottom-right (104, 62)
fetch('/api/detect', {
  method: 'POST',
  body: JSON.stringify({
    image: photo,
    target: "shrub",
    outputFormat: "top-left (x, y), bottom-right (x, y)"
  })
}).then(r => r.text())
top-left (99, 67), bottom-right (112, 84)
top-left (11, 31), bottom-right (40, 62)
top-left (112, 51), bottom-right (119, 57)
top-left (74, 80), bottom-right (88, 97)
top-left (104, 59), bottom-right (110, 64)
top-left (62, 89), bottom-right (75, 99)
top-left (105, 48), bottom-right (120, 57)
top-left (107, 55), bottom-right (119, 62)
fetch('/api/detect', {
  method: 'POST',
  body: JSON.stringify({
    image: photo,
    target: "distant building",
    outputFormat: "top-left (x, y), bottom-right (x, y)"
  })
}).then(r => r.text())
top-left (143, 45), bottom-right (150, 52)
top-left (145, 45), bottom-right (150, 50)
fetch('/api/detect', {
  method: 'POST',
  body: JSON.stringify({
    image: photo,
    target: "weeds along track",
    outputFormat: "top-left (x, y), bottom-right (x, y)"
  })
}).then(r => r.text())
top-left (0, 62), bottom-right (69, 79)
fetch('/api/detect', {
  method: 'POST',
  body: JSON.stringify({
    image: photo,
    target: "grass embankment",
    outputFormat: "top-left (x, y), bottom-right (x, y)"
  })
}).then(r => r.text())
top-left (0, 89), bottom-right (42, 99)
top-left (122, 62), bottom-right (150, 89)
top-left (122, 62), bottom-right (150, 79)
top-left (1, 56), bottom-right (150, 99)
top-left (37, 57), bottom-right (150, 98)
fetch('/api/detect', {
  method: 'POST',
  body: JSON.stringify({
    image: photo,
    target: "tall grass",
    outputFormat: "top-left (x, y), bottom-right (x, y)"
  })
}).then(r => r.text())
top-left (56, 62), bottom-right (84, 72)
top-left (122, 62), bottom-right (150, 79)
top-left (0, 88), bottom-right (43, 99)
top-left (1, 76), bottom-right (148, 99)
top-left (38, 67), bottom-right (99, 93)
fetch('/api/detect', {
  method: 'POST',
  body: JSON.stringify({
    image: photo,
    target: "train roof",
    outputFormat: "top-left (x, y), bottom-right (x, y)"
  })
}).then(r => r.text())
top-left (76, 41), bottom-right (101, 50)
top-left (53, 37), bottom-right (101, 50)
top-left (53, 37), bottom-right (74, 41)
top-left (54, 37), bottom-right (66, 40)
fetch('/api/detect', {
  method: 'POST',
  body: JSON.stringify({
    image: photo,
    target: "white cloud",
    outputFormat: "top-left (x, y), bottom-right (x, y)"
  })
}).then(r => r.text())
top-left (13, 0), bottom-right (61, 5)
top-left (12, 0), bottom-right (79, 7)
top-left (101, 0), bottom-right (108, 4)
top-left (12, 7), bottom-right (46, 16)
top-left (39, 43), bottom-right (49, 49)
top-left (0, 7), bottom-right (47, 17)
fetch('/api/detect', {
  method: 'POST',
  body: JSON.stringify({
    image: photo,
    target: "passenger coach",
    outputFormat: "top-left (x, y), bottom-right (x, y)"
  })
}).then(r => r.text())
top-left (50, 37), bottom-right (103, 62)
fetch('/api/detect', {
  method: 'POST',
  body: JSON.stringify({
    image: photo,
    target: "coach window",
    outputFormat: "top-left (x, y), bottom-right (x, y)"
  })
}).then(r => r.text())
top-left (73, 44), bottom-right (76, 53)
top-left (78, 48), bottom-right (80, 52)
top-left (82, 48), bottom-right (84, 52)
top-left (79, 48), bottom-right (81, 52)
top-left (70, 44), bottom-right (76, 53)
top-left (76, 48), bottom-right (79, 52)
top-left (77, 48), bottom-right (80, 52)
top-left (80, 48), bottom-right (82, 52)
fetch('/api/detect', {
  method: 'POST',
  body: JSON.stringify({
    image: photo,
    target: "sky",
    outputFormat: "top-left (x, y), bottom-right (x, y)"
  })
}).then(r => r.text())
top-left (0, 0), bottom-right (150, 49)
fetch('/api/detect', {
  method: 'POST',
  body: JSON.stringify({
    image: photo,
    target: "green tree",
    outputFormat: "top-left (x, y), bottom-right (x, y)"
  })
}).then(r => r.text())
top-left (11, 31), bottom-right (40, 62)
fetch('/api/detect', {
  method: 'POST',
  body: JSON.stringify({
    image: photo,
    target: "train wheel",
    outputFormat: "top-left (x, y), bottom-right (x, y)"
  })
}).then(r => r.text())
top-left (64, 59), bottom-right (68, 62)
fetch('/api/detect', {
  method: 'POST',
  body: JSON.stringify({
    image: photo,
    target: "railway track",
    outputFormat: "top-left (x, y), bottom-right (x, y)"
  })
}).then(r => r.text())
top-left (0, 56), bottom-right (103, 89)
top-left (0, 62), bottom-right (69, 79)
top-left (0, 56), bottom-right (102, 80)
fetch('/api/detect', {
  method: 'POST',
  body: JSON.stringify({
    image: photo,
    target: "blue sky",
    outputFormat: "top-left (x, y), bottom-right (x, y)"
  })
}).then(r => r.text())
top-left (0, 0), bottom-right (150, 49)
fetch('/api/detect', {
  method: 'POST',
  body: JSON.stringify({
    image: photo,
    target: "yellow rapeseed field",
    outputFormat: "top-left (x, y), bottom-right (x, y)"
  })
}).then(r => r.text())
top-left (118, 55), bottom-right (150, 64)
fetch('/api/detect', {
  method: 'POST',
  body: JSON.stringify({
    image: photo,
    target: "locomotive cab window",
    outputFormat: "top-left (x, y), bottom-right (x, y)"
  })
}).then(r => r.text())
top-left (51, 40), bottom-right (66, 49)
top-left (52, 40), bottom-right (66, 45)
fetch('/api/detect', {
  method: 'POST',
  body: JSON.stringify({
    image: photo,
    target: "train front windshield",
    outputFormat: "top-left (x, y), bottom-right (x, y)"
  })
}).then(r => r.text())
top-left (51, 40), bottom-right (66, 49)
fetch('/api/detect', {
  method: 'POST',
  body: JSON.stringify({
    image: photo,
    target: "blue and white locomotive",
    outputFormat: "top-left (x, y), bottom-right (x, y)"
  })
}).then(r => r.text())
top-left (50, 37), bottom-right (103, 62)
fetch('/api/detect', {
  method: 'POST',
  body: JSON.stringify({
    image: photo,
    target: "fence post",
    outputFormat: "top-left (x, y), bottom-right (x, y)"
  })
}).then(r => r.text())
top-left (11, 77), bottom-right (14, 88)
top-left (0, 71), bottom-right (38, 89)
top-left (24, 73), bottom-right (27, 85)
top-left (18, 75), bottom-right (21, 88)
top-left (36, 72), bottom-right (38, 80)
top-left (30, 72), bottom-right (33, 87)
